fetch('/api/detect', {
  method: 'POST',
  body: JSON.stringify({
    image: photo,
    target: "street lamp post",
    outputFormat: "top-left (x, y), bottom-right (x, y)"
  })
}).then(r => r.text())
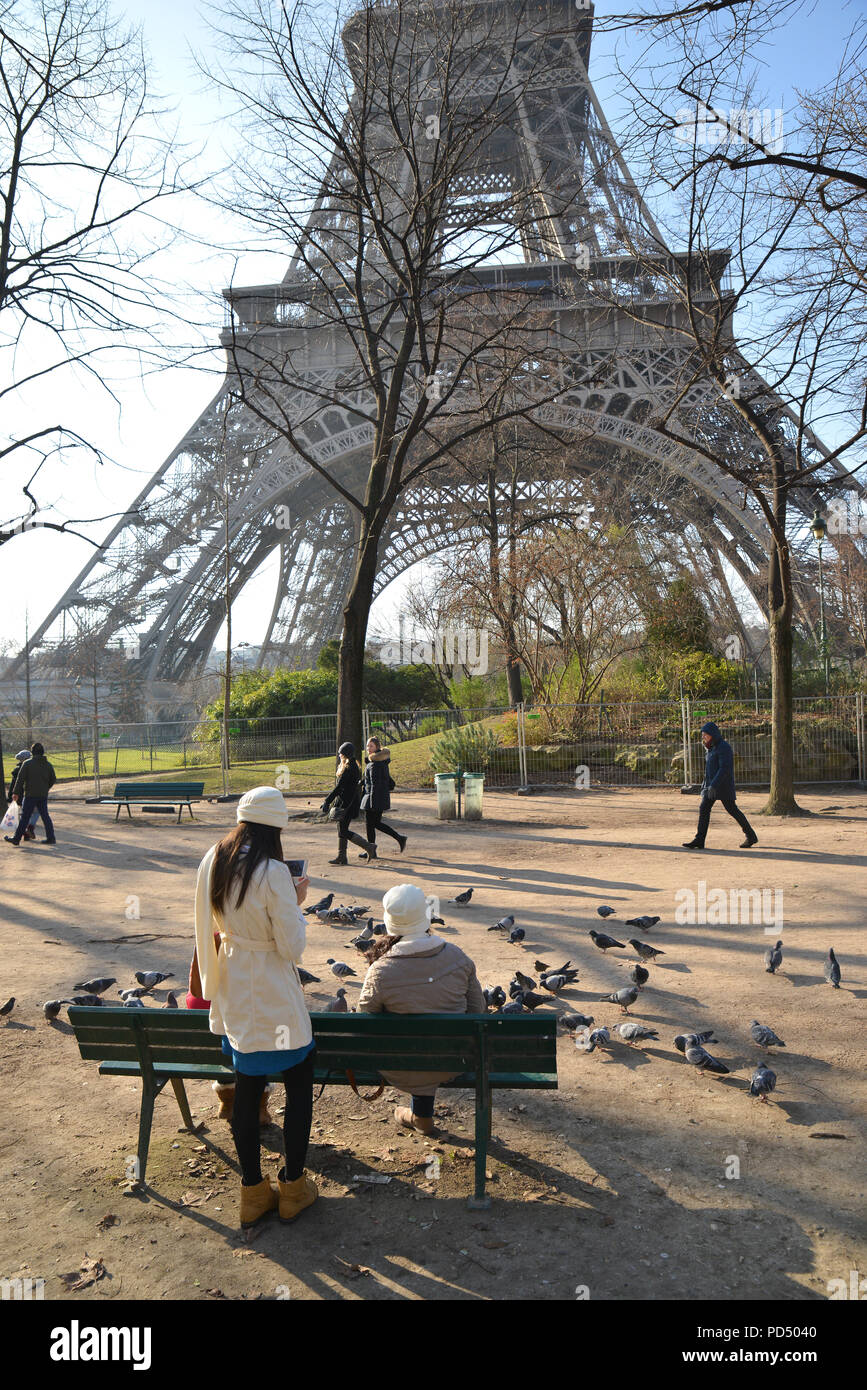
top-left (809, 511), bottom-right (830, 695)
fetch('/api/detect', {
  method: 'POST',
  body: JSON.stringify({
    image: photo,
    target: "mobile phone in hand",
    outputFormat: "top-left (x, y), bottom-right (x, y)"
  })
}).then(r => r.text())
top-left (285, 858), bottom-right (308, 883)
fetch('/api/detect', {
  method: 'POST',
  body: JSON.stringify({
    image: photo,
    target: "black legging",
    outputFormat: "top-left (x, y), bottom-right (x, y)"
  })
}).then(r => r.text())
top-left (365, 809), bottom-right (402, 846)
top-left (231, 1051), bottom-right (315, 1186)
top-left (337, 815), bottom-right (374, 857)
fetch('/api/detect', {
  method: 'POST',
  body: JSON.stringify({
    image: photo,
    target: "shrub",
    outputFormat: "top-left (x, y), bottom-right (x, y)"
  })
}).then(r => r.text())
top-left (429, 724), bottom-right (502, 773)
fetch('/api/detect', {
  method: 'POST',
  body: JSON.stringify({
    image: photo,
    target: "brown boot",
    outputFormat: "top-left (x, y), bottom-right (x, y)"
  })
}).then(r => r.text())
top-left (239, 1177), bottom-right (278, 1228)
top-left (213, 1082), bottom-right (235, 1120)
top-left (394, 1105), bottom-right (436, 1136)
top-left (277, 1170), bottom-right (318, 1223)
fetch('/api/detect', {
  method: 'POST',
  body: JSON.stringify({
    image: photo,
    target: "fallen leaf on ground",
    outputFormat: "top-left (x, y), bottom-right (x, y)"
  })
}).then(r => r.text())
top-left (96, 1214), bottom-right (119, 1231)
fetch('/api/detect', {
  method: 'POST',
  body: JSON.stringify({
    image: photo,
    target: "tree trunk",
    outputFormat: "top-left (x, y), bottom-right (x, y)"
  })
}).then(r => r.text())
top-left (762, 505), bottom-right (803, 815)
top-left (337, 518), bottom-right (383, 754)
top-left (506, 657), bottom-right (523, 706)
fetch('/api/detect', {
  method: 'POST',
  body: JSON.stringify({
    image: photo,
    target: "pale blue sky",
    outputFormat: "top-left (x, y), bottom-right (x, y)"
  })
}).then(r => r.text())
top-left (1, 0), bottom-right (862, 657)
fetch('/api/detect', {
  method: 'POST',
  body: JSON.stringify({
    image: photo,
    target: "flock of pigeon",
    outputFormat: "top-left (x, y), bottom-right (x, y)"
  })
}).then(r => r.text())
top-left (295, 891), bottom-right (849, 1108)
top-left (2, 892), bottom-right (845, 1110)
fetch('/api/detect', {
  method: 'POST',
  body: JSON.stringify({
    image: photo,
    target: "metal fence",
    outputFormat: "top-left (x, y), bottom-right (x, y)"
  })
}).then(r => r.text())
top-left (1, 694), bottom-right (864, 800)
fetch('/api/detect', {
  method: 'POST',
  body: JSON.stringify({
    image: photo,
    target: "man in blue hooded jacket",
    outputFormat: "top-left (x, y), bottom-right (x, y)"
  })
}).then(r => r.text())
top-left (683, 721), bottom-right (757, 850)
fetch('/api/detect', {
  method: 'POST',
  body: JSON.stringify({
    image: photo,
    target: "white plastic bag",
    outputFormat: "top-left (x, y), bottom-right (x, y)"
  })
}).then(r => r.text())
top-left (1, 802), bottom-right (19, 831)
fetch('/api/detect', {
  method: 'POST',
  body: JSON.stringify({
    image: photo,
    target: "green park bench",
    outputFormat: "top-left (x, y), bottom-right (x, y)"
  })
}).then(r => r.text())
top-left (68, 1006), bottom-right (559, 1208)
top-left (102, 781), bottom-right (205, 824)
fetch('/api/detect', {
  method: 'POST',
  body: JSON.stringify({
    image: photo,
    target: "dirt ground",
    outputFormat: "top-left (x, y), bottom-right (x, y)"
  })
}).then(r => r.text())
top-left (1, 785), bottom-right (865, 1303)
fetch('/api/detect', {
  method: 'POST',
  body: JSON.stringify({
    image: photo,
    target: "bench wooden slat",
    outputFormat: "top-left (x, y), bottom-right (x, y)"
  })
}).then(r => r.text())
top-left (98, 1060), bottom-right (557, 1088)
top-left (111, 783), bottom-right (205, 798)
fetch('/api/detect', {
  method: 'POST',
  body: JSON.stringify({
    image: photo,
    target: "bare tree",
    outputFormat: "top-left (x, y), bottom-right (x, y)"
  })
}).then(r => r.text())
top-left (204, 0), bottom-right (589, 750)
top-left (0, 0), bottom-right (191, 544)
top-left (609, 19), bottom-right (867, 813)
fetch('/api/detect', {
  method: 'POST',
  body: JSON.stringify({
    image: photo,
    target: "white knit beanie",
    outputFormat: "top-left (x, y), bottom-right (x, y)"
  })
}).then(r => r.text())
top-left (237, 786), bottom-right (288, 828)
top-left (382, 883), bottom-right (431, 941)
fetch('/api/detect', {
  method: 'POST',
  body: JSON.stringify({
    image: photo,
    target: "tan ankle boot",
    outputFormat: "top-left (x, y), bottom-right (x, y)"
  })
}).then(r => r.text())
top-left (239, 1177), bottom-right (278, 1228)
top-left (277, 1171), bottom-right (318, 1223)
top-left (213, 1082), bottom-right (234, 1120)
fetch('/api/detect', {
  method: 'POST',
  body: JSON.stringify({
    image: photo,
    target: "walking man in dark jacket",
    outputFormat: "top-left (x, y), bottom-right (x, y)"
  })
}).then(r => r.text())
top-left (4, 742), bottom-right (57, 846)
top-left (683, 721), bottom-right (757, 850)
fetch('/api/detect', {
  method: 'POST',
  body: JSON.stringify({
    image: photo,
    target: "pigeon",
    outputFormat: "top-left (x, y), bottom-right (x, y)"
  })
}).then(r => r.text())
top-left (304, 893), bottom-right (333, 915)
top-left (498, 1000), bottom-right (524, 1015)
top-left (625, 915), bottom-right (661, 930)
top-left (629, 963), bottom-right (649, 990)
top-left (124, 998), bottom-right (145, 1008)
top-left (134, 971), bottom-right (173, 989)
top-left (545, 959), bottom-right (572, 977)
top-left (580, 1026), bottom-right (610, 1053)
top-left (749, 1063), bottom-right (777, 1102)
top-left (514, 989), bottom-right (553, 1012)
top-left (43, 999), bottom-right (69, 1020)
top-left (589, 930), bottom-right (625, 952)
top-left (73, 977), bottom-right (116, 994)
top-left (628, 939), bottom-right (664, 961)
top-left (824, 948), bottom-right (841, 988)
top-left (488, 915), bottom-right (515, 932)
top-left (764, 940), bottom-right (783, 973)
top-left (120, 985), bottom-right (154, 1000)
top-left (326, 958), bottom-right (357, 979)
top-left (164, 992), bottom-right (179, 1009)
top-left (484, 986), bottom-right (506, 1009)
top-left (452, 889), bottom-right (473, 904)
top-left (0, 996), bottom-right (15, 1019)
top-left (513, 971), bottom-right (537, 992)
top-left (509, 926), bottom-right (526, 944)
top-left (315, 909), bottom-right (334, 923)
top-left (598, 985), bottom-right (639, 1014)
top-left (430, 916), bottom-right (445, 926)
top-left (534, 960), bottom-right (550, 973)
top-left (324, 988), bottom-right (349, 1013)
top-left (750, 1019), bottom-right (785, 1049)
top-left (618, 1022), bottom-right (658, 1045)
top-left (371, 922), bottom-right (389, 936)
top-left (541, 974), bottom-right (568, 994)
top-left (559, 1012), bottom-right (594, 1032)
top-left (541, 970), bottom-right (579, 989)
top-left (674, 1029), bottom-right (717, 1054)
top-left (67, 994), bottom-right (104, 1007)
top-left (508, 979), bottom-right (524, 1000)
top-left (351, 922), bottom-right (374, 947)
top-left (596, 906), bottom-right (616, 918)
top-left (684, 1037), bottom-right (729, 1075)
top-left (298, 968), bottom-right (320, 986)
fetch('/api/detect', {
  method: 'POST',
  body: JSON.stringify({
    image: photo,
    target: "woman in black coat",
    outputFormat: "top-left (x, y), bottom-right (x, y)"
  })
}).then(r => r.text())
top-left (321, 742), bottom-right (376, 865)
top-left (361, 737), bottom-right (406, 857)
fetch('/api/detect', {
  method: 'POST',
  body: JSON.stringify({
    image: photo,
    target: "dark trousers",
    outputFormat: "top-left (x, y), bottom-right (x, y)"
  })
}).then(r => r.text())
top-left (411, 1094), bottom-right (435, 1118)
top-left (696, 792), bottom-right (754, 845)
top-left (365, 809), bottom-right (402, 846)
top-left (11, 796), bottom-right (54, 843)
top-left (336, 814), bottom-right (374, 859)
top-left (231, 1051), bottom-right (315, 1186)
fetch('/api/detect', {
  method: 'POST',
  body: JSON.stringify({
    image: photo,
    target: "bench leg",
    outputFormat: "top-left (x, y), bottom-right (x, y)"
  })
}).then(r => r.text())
top-left (170, 1077), bottom-right (199, 1131)
top-left (131, 1082), bottom-right (157, 1189)
top-left (185, 802), bottom-right (195, 822)
top-left (467, 1073), bottom-right (492, 1210)
top-left (115, 803), bottom-right (121, 821)
top-left (126, 803), bottom-right (132, 820)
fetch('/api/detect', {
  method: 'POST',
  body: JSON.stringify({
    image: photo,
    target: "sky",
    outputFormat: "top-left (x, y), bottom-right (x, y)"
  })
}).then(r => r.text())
top-left (1, 0), bottom-right (863, 661)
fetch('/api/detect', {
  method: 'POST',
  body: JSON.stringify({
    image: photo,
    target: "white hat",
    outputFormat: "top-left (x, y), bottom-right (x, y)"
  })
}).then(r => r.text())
top-left (15, 750), bottom-right (31, 761)
top-left (382, 883), bottom-right (431, 942)
top-left (237, 786), bottom-right (288, 828)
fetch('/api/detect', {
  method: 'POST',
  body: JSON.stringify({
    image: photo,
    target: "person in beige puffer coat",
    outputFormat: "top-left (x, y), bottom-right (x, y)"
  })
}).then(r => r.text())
top-left (356, 882), bottom-right (485, 1134)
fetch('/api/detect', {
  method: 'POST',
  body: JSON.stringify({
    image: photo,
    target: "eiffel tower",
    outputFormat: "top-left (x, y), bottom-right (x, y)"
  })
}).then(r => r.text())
top-left (11, 0), bottom-right (851, 706)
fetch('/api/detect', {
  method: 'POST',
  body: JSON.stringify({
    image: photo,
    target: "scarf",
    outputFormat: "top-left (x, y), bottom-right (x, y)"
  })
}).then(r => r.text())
top-left (388, 933), bottom-right (446, 958)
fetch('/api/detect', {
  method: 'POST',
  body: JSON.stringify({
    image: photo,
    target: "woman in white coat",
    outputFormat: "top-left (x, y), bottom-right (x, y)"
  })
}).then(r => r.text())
top-left (194, 786), bottom-right (318, 1229)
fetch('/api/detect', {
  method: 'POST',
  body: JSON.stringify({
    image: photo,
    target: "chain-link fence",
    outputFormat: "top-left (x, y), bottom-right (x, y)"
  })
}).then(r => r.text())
top-left (1, 694), bottom-right (864, 801)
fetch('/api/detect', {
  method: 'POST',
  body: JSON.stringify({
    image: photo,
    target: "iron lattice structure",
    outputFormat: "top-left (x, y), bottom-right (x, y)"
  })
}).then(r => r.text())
top-left (11, 0), bottom-right (854, 701)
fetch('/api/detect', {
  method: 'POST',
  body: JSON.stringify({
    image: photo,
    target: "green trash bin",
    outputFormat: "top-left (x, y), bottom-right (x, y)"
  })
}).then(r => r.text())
top-left (463, 772), bottom-right (484, 820)
top-left (435, 773), bottom-right (457, 820)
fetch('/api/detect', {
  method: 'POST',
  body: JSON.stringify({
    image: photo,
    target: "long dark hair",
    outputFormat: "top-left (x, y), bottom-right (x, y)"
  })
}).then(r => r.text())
top-left (211, 822), bottom-right (283, 911)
